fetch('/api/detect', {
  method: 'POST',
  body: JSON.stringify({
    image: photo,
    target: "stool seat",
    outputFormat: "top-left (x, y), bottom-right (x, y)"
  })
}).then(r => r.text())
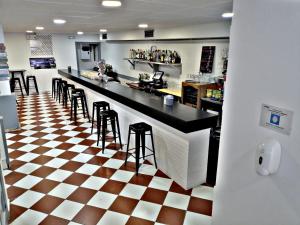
top-left (91, 101), bottom-right (110, 134)
top-left (100, 109), bottom-right (118, 118)
top-left (129, 122), bottom-right (152, 132)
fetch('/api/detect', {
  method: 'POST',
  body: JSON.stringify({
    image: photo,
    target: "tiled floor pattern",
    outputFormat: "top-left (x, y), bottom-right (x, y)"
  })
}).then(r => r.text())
top-left (5, 92), bottom-right (213, 225)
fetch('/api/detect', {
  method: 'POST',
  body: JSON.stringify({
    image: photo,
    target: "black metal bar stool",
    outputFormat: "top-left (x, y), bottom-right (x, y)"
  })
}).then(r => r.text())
top-left (58, 80), bottom-right (67, 103)
top-left (52, 78), bottom-right (62, 98)
top-left (10, 78), bottom-right (24, 96)
top-left (62, 83), bottom-right (75, 107)
top-left (72, 88), bottom-right (90, 121)
top-left (26, 75), bottom-right (39, 94)
top-left (97, 109), bottom-right (122, 152)
top-left (91, 101), bottom-right (110, 134)
top-left (70, 89), bottom-right (90, 122)
top-left (125, 122), bottom-right (157, 174)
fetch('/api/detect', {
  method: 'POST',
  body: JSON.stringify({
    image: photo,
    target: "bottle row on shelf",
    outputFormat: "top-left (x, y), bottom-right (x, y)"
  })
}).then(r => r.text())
top-left (129, 48), bottom-right (181, 64)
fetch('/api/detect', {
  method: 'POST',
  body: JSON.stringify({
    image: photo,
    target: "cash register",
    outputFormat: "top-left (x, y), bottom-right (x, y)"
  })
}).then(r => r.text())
top-left (139, 71), bottom-right (166, 92)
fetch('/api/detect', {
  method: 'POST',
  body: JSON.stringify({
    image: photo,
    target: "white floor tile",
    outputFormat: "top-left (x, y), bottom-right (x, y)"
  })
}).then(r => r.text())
top-left (46, 169), bottom-right (72, 182)
top-left (10, 209), bottom-right (47, 225)
top-left (81, 176), bottom-right (108, 190)
top-left (16, 152), bottom-right (39, 162)
top-left (12, 190), bottom-right (45, 208)
top-left (119, 183), bottom-right (147, 200)
top-left (96, 149), bottom-right (117, 158)
top-left (19, 130), bottom-right (37, 137)
top-left (66, 137), bottom-right (84, 144)
top-left (45, 158), bottom-right (68, 168)
top-left (87, 191), bottom-right (117, 209)
top-left (42, 133), bottom-right (60, 140)
top-left (42, 140), bottom-right (62, 148)
top-left (132, 201), bottom-right (161, 222)
top-left (64, 131), bottom-right (80, 137)
top-left (148, 176), bottom-right (173, 191)
top-left (42, 128), bottom-right (58, 133)
top-left (51, 200), bottom-right (84, 220)
top-left (110, 170), bottom-right (134, 183)
top-left (163, 192), bottom-right (191, 210)
top-left (138, 164), bottom-right (157, 176)
top-left (44, 149), bottom-right (65, 157)
top-left (15, 163), bottom-right (41, 174)
top-left (18, 144), bottom-right (39, 152)
top-left (14, 175), bottom-right (42, 189)
top-left (72, 153), bottom-right (93, 163)
top-left (61, 125), bottom-right (77, 131)
top-left (69, 145), bottom-right (89, 153)
top-left (96, 211), bottom-right (129, 225)
top-left (76, 164), bottom-right (99, 175)
top-left (48, 183), bottom-right (78, 198)
top-left (102, 158), bottom-right (124, 169)
top-left (183, 211), bottom-right (212, 225)
top-left (191, 185), bottom-right (214, 201)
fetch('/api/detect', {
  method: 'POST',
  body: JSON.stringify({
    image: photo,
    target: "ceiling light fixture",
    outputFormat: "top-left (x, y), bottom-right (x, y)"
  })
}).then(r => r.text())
top-left (138, 24), bottom-right (148, 29)
top-left (77, 31), bottom-right (84, 35)
top-left (222, 12), bottom-right (234, 18)
top-left (53, 19), bottom-right (66, 24)
top-left (100, 29), bottom-right (107, 32)
top-left (26, 30), bottom-right (33, 33)
top-left (35, 26), bottom-right (44, 30)
top-left (102, 0), bottom-right (122, 7)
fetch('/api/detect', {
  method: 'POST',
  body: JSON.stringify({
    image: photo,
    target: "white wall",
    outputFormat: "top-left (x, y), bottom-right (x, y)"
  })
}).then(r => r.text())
top-left (4, 33), bottom-right (99, 91)
top-left (213, 1), bottom-right (300, 225)
top-left (0, 25), bottom-right (4, 43)
top-left (101, 22), bottom-right (230, 87)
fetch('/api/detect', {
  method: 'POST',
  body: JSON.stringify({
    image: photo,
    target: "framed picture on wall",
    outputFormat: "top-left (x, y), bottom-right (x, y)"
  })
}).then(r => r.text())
top-left (200, 46), bottom-right (216, 73)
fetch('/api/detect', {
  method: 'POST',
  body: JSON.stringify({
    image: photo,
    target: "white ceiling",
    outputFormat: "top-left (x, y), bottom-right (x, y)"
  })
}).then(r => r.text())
top-left (0, 0), bottom-right (233, 34)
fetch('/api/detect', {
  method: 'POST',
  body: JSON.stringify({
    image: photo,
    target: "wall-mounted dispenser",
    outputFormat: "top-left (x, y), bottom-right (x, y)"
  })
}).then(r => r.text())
top-left (256, 139), bottom-right (281, 176)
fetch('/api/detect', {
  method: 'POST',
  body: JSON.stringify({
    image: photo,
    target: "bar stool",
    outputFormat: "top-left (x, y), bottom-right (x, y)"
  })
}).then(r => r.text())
top-left (91, 101), bottom-right (110, 134)
top-left (125, 122), bottom-right (157, 174)
top-left (97, 109), bottom-right (122, 152)
top-left (52, 78), bottom-right (62, 98)
top-left (72, 88), bottom-right (90, 121)
top-left (62, 83), bottom-right (75, 107)
top-left (26, 75), bottom-right (39, 94)
top-left (58, 80), bottom-right (67, 103)
top-left (10, 78), bottom-right (24, 96)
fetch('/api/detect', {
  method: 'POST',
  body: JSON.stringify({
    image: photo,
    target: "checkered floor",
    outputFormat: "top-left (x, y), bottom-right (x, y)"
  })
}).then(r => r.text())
top-left (4, 92), bottom-right (213, 225)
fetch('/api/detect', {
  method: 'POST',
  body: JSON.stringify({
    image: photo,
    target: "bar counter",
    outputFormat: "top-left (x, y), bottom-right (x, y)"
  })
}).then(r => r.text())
top-left (58, 69), bottom-right (217, 189)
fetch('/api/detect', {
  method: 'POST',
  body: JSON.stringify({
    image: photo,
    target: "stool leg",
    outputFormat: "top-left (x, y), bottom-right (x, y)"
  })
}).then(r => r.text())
top-left (33, 78), bottom-right (39, 94)
top-left (135, 132), bottom-right (140, 175)
top-left (111, 118), bottom-right (117, 144)
top-left (141, 131), bottom-right (145, 160)
top-left (97, 113), bottom-right (102, 146)
top-left (102, 118), bottom-right (107, 153)
top-left (80, 96), bottom-right (86, 118)
top-left (83, 95), bottom-right (90, 122)
top-left (116, 115), bottom-right (122, 149)
top-left (125, 128), bottom-right (131, 165)
top-left (91, 105), bottom-right (95, 134)
top-left (18, 80), bottom-right (24, 96)
top-left (70, 98), bottom-right (73, 120)
top-left (26, 78), bottom-right (29, 95)
top-left (74, 98), bottom-right (78, 122)
top-left (52, 80), bottom-right (54, 98)
top-left (150, 129), bottom-right (158, 168)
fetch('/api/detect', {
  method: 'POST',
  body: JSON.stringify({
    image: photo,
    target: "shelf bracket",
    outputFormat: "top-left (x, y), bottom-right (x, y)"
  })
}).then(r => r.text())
top-left (127, 59), bottom-right (135, 69)
top-left (147, 63), bottom-right (154, 69)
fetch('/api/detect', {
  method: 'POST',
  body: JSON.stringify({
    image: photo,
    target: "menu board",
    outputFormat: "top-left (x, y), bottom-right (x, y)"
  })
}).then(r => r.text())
top-left (200, 46), bottom-right (216, 73)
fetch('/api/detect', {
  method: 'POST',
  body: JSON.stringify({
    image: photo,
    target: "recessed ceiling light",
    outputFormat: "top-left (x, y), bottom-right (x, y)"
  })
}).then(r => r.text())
top-left (102, 0), bottom-right (122, 7)
top-left (35, 26), bottom-right (44, 30)
top-left (100, 29), bottom-right (107, 33)
top-left (26, 30), bottom-right (33, 33)
top-left (77, 31), bottom-right (84, 35)
top-left (138, 24), bottom-right (148, 28)
top-left (222, 12), bottom-right (234, 18)
top-left (53, 19), bottom-right (66, 24)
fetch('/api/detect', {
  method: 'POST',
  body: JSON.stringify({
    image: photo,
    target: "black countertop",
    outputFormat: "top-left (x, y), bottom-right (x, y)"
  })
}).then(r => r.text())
top-left (58, 69), bottom-right (218, 133)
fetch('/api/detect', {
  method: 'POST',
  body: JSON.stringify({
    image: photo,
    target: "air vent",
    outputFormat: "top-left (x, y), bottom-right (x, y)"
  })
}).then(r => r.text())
top-left (26, 33), bottom-right (37, 40)
top-left (145, 29), bottom-right (154, 38)
top-left (102, 33), bottom-right (108, 40)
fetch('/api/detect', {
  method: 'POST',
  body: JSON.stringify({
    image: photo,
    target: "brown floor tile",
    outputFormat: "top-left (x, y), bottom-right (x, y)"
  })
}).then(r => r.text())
top-left (31, 139), bottom-right (49, 145)
top-left (141, 188), bottom-right (168, 205)
top-left (7, 186), bottom-right (27, 201)
top-left (83, 147), bottom-right (101, 156)
top-left (31, 179), bottom-right (60, 194)
top-left (57, 151), bottom-right (78, 160)
top-left (169, 182), bottom-right (192, 195)
top-left (129, 174), bottom-right (153, 186)
top-left (31, 146), bottom-right (51, 154)
top-left (39, 215), bottom-right (69, 225)
top-left (93, 167), bottom-right (116, 179)
top-left (155, 170), bottom-right (170, 179)
top-left (87, 156), bottom-right (108, 166)
top-left (156, 206), bottom-right (186, 225)
top-left (31, 126), bottom-right (47, 132)
top-left (73, 127), bottom-right (88, 132)
top-left (9, 204), bottom-right (27, 223)
top-left (68, 187), bottom-right (97, 204)
top-left (9, 160), bottom-right (27, 170)
top-left (56, 143), bottom-right (76, 150)
top-left (187, 197), bottom-right (213, 216)
top-left (73, 205), bottom-right (106, 225)
top-left (54, 135), bottom-right (71, 142)
top-left (8, 142), bottom-right (27, 149)
top-left (64, 173), bottom-right (90, 186)
top-left (76, 132), bottom-right (91, 139)
top-left (109, 196), bottom-right (139, 215)
top-left (53, 129), bottom-right (68, 135)
top-left (51, 123), bottom-right (66, 129)
top-left (111, 151), bottom-right (127, 160)
top-left (8, 135), bottom-right (27, 141)
top-left (31, 131), bottom-right (48, 138)
top-left (79, 139), bottom-right (96, 146)
top-left (100, 180), bottom-right (126, 195)
top-left (31, 195), bottom-right (64, 214)
top-left (60, 161), bottom-right (84, 172)
top-left (126, 217), bottom-right (154, 225)
top-left (31, 155), bottom-right (54, 165)
top-left (9, 150), bottom-right (27, 159)
top-left (30, 166), bottom-right (56, 178)
top-left (4, 172), bottom-right (26, 185)
top-left (119, 162), bottom-right (137, 172)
